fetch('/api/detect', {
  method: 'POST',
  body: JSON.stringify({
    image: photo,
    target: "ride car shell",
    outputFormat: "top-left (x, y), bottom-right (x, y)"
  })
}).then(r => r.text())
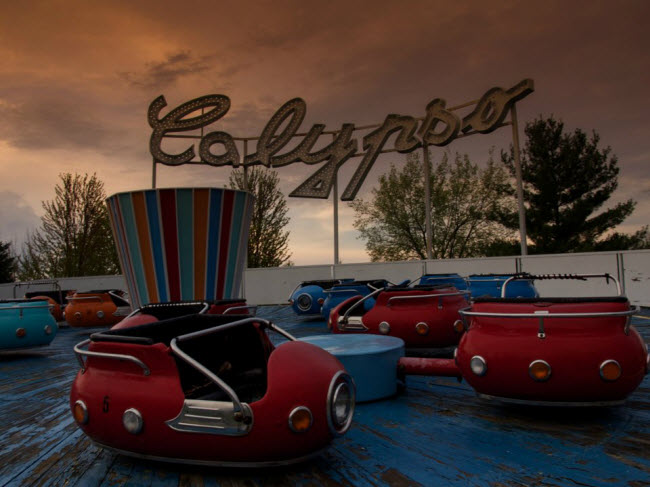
top-left (288, 279), bottom-right (353, 316)
top-left (329, 285), bottom-right (469, 348)
top-left (321, 279), bottom-right (392, 319)
top-left (112, 299), bottom-right (251, 330)
top-left (70, 314), bottom-right (355, 466)
top-left (0, 299), bottom-right (57, 350)
top-left (456, 274), bottom-right (649, 405)
top-left (64, 290), bottom-right (131, 327)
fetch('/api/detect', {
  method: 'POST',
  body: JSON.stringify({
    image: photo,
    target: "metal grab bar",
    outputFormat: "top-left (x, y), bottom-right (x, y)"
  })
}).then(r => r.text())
top-left (459, 305), bottom-right (639, 338)
top-left (13, 279), bottom-right (62, 298)
top-left (223, 305), bottom-right (258, 315)
top-left (170, 338), bottom-right (247, 417)
top-left (174, 317), bottom-right (297, 343)
top-left (170, 317), bottom-right (295, 421)
top-left (0, 303), bottom-right (54, 311)
top-left (122, 301), bottom-right (210, 320)
top-left (73, 339), bottom-right (151, 375)
top-left (501, 273), bottom-right (622, 297)
top-left (341, 287), bottom-right (385, 325)
top-left (387, 290), bottom-right (470, 305)
top-left (67, 295), bottom-right (105, 303)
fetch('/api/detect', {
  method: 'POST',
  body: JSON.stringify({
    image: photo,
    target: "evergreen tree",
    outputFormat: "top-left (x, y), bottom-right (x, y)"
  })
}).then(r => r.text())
top-left (17, 173), bottom-right (120, 279)
top-left (500, 117), bottom-right (642, 253)
top-left (0, 241), bottom-right (16, 283)
top-left (229, 167), bottom-right (292, 268)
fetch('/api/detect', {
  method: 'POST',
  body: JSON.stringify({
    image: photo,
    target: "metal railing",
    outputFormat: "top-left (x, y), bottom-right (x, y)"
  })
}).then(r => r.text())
top-left (459, 305), bottom-right (639, 338)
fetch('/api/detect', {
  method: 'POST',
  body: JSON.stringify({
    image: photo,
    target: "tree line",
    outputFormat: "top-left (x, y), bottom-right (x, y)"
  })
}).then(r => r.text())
top-left (0, 115), bottom-right (646, 282)
top-left (352, 116), bottom-right (648, 260)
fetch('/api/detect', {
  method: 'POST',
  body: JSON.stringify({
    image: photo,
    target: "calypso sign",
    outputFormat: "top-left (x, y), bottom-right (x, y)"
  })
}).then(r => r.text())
top-left (149, 79), bottom-right (533, 200)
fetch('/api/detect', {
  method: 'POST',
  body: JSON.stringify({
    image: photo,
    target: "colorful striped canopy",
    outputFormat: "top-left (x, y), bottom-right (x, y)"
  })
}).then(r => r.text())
top-left (107, 188), bottom-right (254, 309)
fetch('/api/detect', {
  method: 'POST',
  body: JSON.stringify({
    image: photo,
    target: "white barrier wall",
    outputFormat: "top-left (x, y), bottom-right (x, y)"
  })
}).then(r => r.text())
top-left (1, 250), bottom-right (648, 306)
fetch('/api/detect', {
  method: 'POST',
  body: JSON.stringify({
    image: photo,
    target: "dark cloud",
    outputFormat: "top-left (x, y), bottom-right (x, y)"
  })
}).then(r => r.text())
top-left (118, 50), bottom-right (215, 90)
top-left (0, 191), bottom-right (41, 249)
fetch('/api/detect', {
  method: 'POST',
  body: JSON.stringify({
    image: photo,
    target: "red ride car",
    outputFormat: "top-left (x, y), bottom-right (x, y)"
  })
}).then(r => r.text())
top-left (329, 284), bottom-right (469, 348)
top-left (456, 274), bottom-right (649, 406)
top-left (70, 314), bottom-right (355, 466)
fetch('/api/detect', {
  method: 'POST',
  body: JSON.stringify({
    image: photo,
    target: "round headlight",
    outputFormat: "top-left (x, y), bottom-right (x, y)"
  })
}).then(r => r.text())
top-left (600, 360), bottom-right (622, 381)
top-left (327, 372), bottom-right (355, 436)
top-left (296, 294), bottom-right (312, 311)
top-left (122, 408), bottom-right (144, 434)
top-left (453, 320), bottom-right (465, 333)
top-left (288, 406), bottom-right (313, 433)
top-left (97, 310), bottom-right (105, 319)
top-left (16, 328), bottom-right (26, 338)
top-left (415, 322), bottom-right (429, 336)
top-left (529, 360), bottom-right (552, 381)
top-left (378, 321), bottom-right (390, 334)
top-left (470, 356), bottom-right (487, 376)
top-left (73, 400), bottom-right (88, 425)
top-left (44, 325), bottom-right (53, 335)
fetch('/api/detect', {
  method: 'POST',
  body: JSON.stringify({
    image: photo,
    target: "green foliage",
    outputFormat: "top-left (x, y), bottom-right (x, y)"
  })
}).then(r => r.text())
top-left (351, 151), bottom-right (515, 261)
top-left (17, 173), bottom-right (120, 279)
top-left (230, 167), bottom-right (292, 268)
top-left (500, 117), bottom-right (642, 253)
top-left (0, 241), bottom-right (16, 283)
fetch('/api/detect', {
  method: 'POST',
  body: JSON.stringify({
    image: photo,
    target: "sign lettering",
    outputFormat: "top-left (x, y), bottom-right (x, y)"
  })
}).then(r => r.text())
top-left (149, 79), bottom-right (533, 200)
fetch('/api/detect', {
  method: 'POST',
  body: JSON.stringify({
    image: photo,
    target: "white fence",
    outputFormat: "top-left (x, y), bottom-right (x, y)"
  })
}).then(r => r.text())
top-left (2, 250), bottom-right (648, 306)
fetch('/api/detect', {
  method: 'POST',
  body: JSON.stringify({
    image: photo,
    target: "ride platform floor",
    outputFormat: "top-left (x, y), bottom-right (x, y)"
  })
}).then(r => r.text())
top-left (1, 306), bottom-right (649, 487)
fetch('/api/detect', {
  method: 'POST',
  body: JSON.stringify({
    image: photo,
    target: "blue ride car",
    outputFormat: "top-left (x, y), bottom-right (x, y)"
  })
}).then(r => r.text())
top-left (320, 279), bottom-right (393, 319)
top-left (417, 273), bottom-right (468, 290)
top-left (289, 279), bottom-right (353, 315)
top-left (0, 299), bottom-right (58, 351)
top-left (466, 274), bottom-right (538, 298)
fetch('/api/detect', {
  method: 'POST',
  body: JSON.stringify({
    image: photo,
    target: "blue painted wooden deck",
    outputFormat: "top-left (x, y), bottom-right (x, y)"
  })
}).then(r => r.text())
top-left (1, 306), bottom-right (649, 486)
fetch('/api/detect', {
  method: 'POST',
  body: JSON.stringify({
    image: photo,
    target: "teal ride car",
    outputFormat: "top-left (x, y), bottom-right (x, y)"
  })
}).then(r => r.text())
top-left (0, 299), bottom-right (58, 350)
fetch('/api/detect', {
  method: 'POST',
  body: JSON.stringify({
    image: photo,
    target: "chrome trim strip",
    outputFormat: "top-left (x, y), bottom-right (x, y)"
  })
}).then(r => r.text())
top-left (73, 339), bottom-right (150, 376)
top-left (459, 306), bottom-right (639, 320)
top-left (477, 393), bottom-right (626, 407)
top-left (166, 399), bottom-right (253, 436)
top-left (91, 440), bottom-right (326, 467)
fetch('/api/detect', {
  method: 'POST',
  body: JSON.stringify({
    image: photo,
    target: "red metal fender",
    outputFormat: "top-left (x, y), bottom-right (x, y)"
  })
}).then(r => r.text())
top-left (398, 357), bottom-right (461, 378)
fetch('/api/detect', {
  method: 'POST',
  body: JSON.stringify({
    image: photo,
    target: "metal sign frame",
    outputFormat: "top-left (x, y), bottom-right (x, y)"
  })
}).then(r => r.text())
top-left (149, 79), bottom-right (534, 260)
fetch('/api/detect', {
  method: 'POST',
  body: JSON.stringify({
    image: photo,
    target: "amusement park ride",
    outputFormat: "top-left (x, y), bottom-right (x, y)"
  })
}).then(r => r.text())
top-left (1, 80), bottom-right (648, 480)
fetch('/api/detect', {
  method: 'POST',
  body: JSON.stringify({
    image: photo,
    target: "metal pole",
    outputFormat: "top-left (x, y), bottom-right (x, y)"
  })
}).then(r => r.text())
top-left (152, 161), bottom-right (157, 189)
top-left (333, 134), bottom-right (340, 265)
top-left (510, 105), bottom-right (528, 255)
top-left (243, 140), bottom-right (249, 192)
top-left (422, 144), bottom-right (433, 260)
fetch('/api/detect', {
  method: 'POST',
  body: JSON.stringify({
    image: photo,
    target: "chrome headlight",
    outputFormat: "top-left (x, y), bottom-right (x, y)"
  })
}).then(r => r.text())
top-left (327, 371), bottom-right (355, 436)
top-left (123, 408), bottom-right (144, 434)
top-left (296, 293), bottom-right (313, 312)
top-left (470, 355), bottom-right (487, 376)
top-left (378, 321), bottom-right (390, 334)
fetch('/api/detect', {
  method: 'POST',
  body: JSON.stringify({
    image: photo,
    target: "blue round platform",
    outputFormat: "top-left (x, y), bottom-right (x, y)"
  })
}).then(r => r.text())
top-left (300, 334), bottom-right (405, 402)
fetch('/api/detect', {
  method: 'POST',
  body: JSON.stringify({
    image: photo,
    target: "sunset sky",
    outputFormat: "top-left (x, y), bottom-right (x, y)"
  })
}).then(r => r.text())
top-left (1, 0), bottom-right (648, 265)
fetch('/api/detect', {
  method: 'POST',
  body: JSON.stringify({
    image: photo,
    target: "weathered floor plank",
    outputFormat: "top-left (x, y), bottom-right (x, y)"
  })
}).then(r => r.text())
top-left (1, 309), bottom-right (649, 486)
